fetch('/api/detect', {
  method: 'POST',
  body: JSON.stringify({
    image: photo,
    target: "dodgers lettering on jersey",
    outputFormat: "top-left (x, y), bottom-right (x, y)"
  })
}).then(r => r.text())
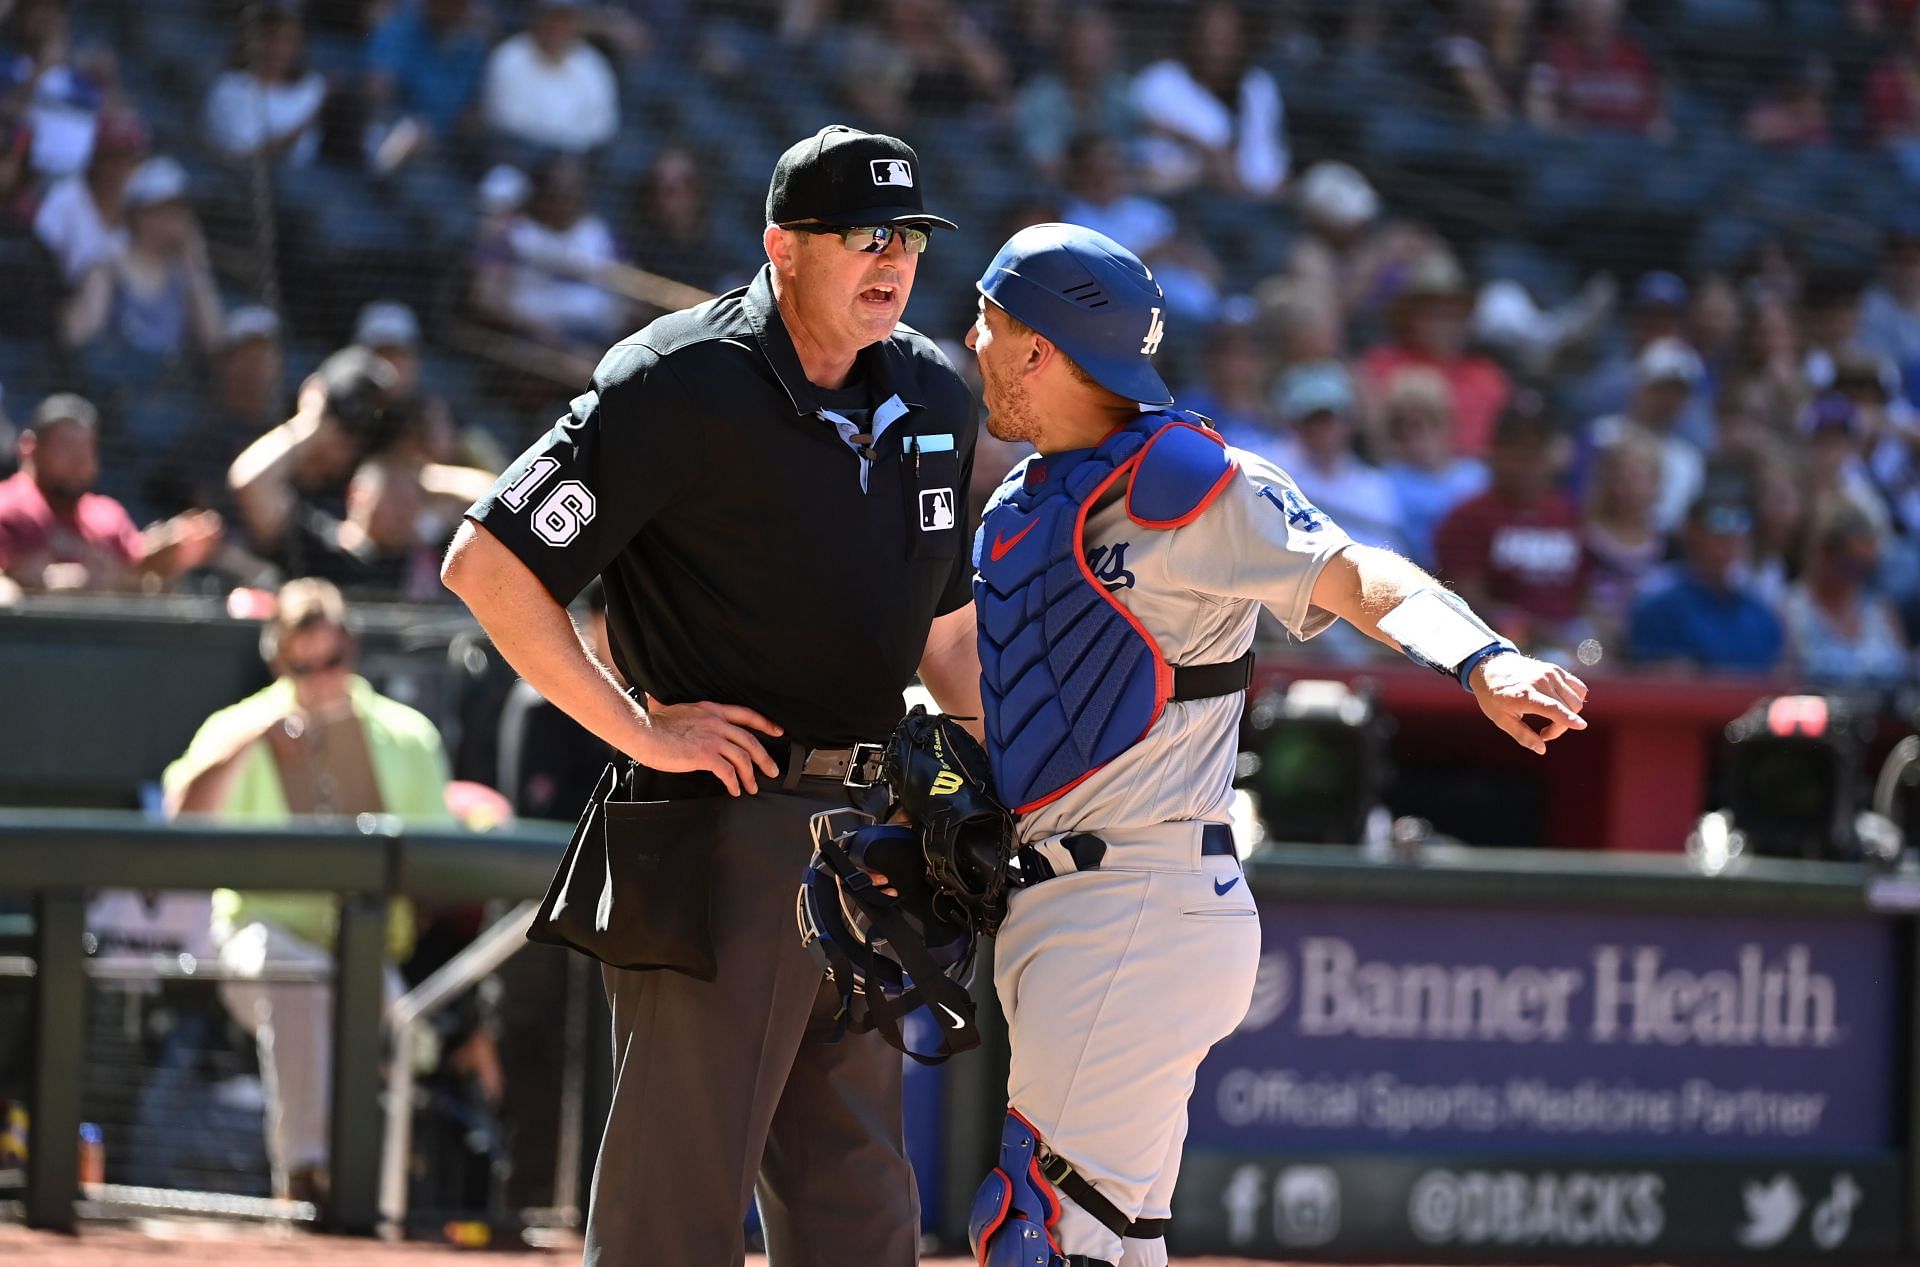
top-left (980, 445), bottom-right (1353, 844)
top-left (1086, 542), bottom-right (1136, 592)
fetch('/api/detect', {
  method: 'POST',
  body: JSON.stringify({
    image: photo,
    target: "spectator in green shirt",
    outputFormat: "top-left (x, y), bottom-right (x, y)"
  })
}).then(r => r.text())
top-left (163, 577), bottom-right (451, 1201)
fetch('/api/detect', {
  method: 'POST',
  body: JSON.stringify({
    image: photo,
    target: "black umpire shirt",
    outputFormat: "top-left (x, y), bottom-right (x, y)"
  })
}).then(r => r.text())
top-left (467, 266), bottom-right (978, 745)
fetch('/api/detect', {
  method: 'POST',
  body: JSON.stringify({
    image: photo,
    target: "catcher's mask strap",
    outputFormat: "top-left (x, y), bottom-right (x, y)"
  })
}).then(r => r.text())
top-left (860, 895), bottom-right (982, 1065)
top-left (809, 812), bottom-right (982, 1065)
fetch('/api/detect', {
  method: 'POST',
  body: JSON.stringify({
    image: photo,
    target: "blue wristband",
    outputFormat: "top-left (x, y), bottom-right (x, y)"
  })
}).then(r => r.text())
top-left (1455, 641), bottom-right (1515, 692)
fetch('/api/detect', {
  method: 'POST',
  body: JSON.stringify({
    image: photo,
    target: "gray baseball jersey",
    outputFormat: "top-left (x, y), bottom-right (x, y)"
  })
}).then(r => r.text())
top-left (981, 443), bottom-right (1354, 845)
top-left (979, 437), bottom-right (1353, 1267)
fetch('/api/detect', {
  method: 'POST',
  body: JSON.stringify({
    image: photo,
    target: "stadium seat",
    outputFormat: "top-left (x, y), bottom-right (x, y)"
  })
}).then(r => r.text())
top-left (596, 131), bottom-right (659, 206)
top-left (300, 29), bottom-right (365, 83)
top-left (1672, 0), bottom-right (1772, 28)
top-left (0, 336), bottom-right (52, 414)
top-left (1783, 0), bottom-right (1849, 38)
top-left (1281, 84), bottom-right (1366, 170)
top-left (1474, 240), bottom-right (1579, 307)
top-left (1520, 149), bottom-right (1618, 233)
top-left (1686, 214), bottom-right (1770, 274)
top-left (272, 164), bottom-right (447, 334)
top-left (143, 14), bottom-right (227, 105)
top-left (119, 389), bottom-right (202, 449)
top-left (418, 351), bottom-right (482, 415)
top-left (386, 161), bottom-right (481, 252)
top-left (1637, 145), bottom-right (1731, 216)
top-left (1360, 108), bottom-right (1479, 169)
top-left (0, 237), bottom-right (59, 339)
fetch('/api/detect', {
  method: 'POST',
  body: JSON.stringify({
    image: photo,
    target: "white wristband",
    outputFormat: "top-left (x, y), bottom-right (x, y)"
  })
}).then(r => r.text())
top-left (1376, 588), bottom-right (1516, 689)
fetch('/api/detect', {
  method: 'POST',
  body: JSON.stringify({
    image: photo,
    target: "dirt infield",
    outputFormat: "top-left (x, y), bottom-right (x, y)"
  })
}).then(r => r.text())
top-left (0, 1223), bottom-right (1316, 1266)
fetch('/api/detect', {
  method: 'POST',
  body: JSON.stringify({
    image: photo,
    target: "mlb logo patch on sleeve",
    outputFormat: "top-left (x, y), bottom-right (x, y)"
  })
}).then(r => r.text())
top-left (920, 488), bottom-right (955, 531)
top-left (872, 159), bottom-right (914, 188)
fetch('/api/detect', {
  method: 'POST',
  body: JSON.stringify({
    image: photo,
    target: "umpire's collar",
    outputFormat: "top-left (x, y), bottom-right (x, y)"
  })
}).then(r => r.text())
top-left (743, 265), bottom-right (925, 417)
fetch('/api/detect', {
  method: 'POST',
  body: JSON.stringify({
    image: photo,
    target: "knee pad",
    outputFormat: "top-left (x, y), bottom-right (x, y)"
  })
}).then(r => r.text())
top-left (969, 1109), bottom-right (1076, 1267)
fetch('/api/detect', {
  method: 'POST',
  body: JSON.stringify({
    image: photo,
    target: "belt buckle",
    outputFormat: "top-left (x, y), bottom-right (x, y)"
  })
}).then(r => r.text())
top-left (843, 742), bottom-right (886, 789)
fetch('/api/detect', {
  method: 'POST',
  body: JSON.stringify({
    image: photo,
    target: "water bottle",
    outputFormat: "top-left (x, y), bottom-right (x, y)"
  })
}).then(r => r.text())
top-left (77, 1122), bottom-right (105, 1185)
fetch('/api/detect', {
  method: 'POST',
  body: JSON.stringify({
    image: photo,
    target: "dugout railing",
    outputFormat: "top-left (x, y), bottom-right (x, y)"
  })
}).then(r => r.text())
top-left (0, 810), bottom-right (572, 1236)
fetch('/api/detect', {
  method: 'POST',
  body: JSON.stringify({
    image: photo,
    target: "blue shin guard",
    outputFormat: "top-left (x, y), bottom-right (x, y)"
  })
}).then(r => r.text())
top-left (969, 1109), bottom-right (1063, 1267)
top-left (970, 1110), bottom-right (1117, 1267)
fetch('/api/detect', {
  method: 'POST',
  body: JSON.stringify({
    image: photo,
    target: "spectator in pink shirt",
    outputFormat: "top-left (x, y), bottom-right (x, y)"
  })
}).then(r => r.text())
top-left (1743, 55), bottom-right (1832, 149)
top-left (1530, 0), bottom-right (1669, 139)
top-left (1357, 252), bottom-right (1512, 458)
top-left (0, 393), bottom-right (220, 592)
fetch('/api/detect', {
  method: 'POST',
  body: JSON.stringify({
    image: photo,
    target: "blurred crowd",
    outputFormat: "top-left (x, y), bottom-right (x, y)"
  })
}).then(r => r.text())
top-left (0, 0), bottom-right (1914, 697)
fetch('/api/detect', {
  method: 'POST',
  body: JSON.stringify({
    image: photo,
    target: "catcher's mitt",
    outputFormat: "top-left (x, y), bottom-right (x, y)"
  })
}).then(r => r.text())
top-left (882, 705), bottom-right (1015, 936)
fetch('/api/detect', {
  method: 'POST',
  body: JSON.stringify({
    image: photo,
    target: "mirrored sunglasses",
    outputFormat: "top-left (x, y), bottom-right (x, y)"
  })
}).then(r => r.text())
top-left (783, 222), bottom-right (930, 255)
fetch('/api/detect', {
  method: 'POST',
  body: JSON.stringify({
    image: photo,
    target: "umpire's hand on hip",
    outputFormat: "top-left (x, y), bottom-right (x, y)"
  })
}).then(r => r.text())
top-left (630, 700), bottom-right (784, 796)
top-left (1468, 653), bottom-right (1589, 756)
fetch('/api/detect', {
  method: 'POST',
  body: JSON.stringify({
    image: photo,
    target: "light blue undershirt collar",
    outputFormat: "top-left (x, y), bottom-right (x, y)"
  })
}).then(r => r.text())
top-left (818, 393), bottom-right (910, 492)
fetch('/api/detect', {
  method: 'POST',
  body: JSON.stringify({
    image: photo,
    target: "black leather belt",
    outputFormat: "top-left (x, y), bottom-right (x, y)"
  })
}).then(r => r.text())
top-left (1022, 823), bottom-right (1238, 886)
top-left (1061, 823), bottom-right (1235, 858)
top-left (779, 740), bottom-right (887, 791)
top-left (1200, 823), bottom-right (1236, 856)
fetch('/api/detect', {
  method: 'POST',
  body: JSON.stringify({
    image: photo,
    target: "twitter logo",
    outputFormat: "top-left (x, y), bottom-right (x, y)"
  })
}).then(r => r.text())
top-left (1736, 1175), bottom-right (1803, 1249)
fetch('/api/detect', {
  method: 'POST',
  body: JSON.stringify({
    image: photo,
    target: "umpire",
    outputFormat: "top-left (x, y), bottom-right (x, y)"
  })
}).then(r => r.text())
top-left (443, 125), bottom-right (982, 1265)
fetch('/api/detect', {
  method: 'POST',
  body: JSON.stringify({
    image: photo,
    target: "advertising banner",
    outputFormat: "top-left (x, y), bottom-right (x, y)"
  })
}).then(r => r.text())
top-left (1190, 903), bottom-right (1899, 1155)
top-left (1173, 1152), bottom-right (1904, 1259)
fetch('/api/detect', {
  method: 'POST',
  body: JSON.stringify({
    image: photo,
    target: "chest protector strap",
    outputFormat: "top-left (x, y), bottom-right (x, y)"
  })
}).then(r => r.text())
top-left (975, 412), bottom-right (1246, 814)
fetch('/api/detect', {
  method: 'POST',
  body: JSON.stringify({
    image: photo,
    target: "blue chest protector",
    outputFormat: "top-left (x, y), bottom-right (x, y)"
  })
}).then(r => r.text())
top-left (974, 411), bottom-right (1248, 813)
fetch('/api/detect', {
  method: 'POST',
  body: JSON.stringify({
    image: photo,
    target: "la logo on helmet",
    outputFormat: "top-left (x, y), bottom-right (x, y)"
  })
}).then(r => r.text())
top-left (1141, 307), bottom-right (1165, 356)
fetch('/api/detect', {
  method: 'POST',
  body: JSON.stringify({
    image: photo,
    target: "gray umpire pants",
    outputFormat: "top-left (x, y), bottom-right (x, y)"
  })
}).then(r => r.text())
top-left (582, 780), bottom-right (920, 1267)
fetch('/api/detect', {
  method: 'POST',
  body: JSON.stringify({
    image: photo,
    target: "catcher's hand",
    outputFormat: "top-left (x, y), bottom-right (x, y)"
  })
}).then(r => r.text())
top-left (883, 705), bottom-right (1015, 935)
top-left (1469, 652), bottom-right (1588, 755)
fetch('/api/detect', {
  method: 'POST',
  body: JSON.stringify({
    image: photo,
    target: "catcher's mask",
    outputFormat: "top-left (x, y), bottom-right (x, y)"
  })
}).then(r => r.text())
top-left (797, 807), bottom-right (981, 1065)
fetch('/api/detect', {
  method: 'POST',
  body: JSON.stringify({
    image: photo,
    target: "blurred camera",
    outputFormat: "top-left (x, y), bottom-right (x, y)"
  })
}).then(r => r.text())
top-left (315, 346), bottom-right (404, 456)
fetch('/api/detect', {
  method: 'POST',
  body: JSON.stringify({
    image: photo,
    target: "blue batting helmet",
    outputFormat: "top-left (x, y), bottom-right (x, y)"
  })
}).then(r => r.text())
top-left (976, 222), bottom-right (1173, 406)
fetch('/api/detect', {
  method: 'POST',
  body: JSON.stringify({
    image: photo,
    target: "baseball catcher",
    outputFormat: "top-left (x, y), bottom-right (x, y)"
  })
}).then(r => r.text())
top-left (954, 223), bottom-right (1589, 1267)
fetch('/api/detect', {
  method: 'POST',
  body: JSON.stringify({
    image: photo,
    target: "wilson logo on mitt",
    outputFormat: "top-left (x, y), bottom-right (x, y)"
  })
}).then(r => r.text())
top-left (881, 705), bottom-right (1016, 936)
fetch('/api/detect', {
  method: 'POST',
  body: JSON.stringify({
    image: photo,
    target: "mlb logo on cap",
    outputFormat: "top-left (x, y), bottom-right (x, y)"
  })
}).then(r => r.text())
top-left (872, 159), bottom-right (913, 188)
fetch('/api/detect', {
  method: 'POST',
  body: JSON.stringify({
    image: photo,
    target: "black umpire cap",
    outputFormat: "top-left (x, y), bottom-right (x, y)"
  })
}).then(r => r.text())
top-left (767, 125), bottom-right (958, 230)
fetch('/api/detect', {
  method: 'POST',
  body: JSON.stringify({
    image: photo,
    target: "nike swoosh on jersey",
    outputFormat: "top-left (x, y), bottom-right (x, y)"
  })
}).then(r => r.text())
top-left (1214, 875), bottom-right (1241, 896)
top-left (989, 520), bottom-right (1039, 562)
top-left (934, 1002), bottom-right (968, 1031)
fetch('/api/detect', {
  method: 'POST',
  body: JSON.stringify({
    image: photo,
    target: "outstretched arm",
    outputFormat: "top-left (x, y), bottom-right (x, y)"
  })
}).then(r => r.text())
top-left (1310, 543), bottom-right (1589, 754)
